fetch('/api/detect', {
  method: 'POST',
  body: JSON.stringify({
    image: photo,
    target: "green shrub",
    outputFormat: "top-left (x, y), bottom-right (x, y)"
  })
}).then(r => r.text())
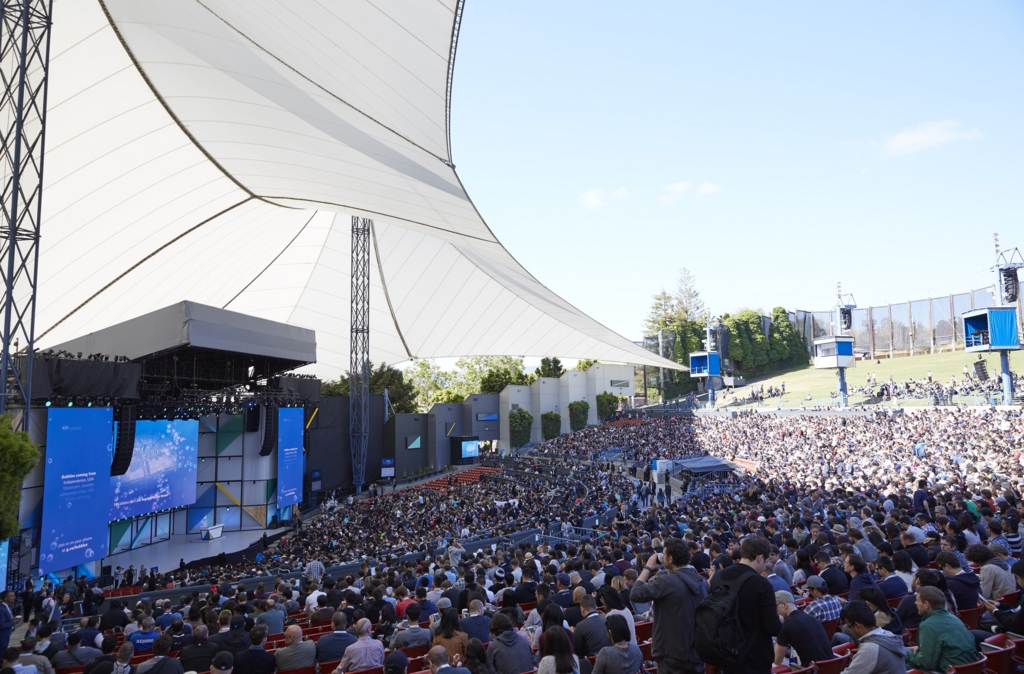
top-left (541, 412), bottom-right (561, 440)
top-left (568, 400), bottom-right (590, 432)
top-left (0, 413), bottom-right (39, 539)
top-left (509, 408), bottom-right (533, 448)
top-left (596, 391), bottom-right (621, 420)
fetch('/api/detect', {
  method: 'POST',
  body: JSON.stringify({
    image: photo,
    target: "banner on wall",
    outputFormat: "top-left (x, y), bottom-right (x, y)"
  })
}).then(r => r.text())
top-left (40, 408), bottom-right (114, 575)
top-left (277, 408), bottom-right (304, 507)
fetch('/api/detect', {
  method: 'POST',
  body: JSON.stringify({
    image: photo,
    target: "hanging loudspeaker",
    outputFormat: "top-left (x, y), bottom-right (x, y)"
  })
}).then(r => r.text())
top-left (840, 307), bottom-right (853, 331)
top-left (260, 406), bottom-right (278, 456)
top-left (245, 405), bottom-right (261, 433)
top-left (110, 406), bottom-right (136, 476)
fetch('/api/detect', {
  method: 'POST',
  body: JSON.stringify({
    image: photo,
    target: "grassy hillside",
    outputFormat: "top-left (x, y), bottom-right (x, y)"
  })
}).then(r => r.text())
top-left (712, 349), bottom-right (1023, 408)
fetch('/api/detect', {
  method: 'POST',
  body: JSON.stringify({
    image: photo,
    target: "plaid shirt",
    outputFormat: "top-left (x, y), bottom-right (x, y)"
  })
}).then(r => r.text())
top-left (305, 560), bottom-right (325, 581)
top-left (805, 595), bottom-right (842, 622)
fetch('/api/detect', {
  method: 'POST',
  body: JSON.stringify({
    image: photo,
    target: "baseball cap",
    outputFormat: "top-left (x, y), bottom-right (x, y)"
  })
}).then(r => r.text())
top-left (211, 651), bottom-right (234, 672)
top-left (385, 650), bottom-right (409, 674)
top-left (804, 575), bottom-right (827, 590)
top-left (775, 591), bottom-right (795, 605)
top-left (436, 597), bottom-right (452, 610)
top-left (557, 573), bottom-right (571, 587)
top-left (494, 568), bottom-right (505, 579)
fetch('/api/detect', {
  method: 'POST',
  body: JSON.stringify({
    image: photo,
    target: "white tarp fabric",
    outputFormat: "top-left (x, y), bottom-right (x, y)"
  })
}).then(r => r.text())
top-left (33, 0), bottom-right (683, 378)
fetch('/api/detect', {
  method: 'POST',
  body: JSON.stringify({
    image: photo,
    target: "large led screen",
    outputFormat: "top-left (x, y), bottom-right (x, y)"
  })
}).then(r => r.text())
top-left (41, 408), bottom-right (113, 574)
top-left (110, 419), bottom-right (199, 520)
top-left (276, 408), bottom-right (304, 507)
top-left (461, 439), bottom-right (480, 458)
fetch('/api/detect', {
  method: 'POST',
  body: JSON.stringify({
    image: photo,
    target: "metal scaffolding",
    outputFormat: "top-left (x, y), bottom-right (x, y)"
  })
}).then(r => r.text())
top-left (349, 216), bottom-right (371, 490)
top-left (0, 0), bottom-right (52, 429)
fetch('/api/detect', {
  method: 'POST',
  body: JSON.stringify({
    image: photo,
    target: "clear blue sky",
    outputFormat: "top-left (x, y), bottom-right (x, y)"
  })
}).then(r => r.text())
top-left (449, 2), bottom-right (1024, 342)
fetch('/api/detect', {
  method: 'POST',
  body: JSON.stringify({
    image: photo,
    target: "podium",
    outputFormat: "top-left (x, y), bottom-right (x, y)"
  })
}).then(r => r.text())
top-left (200, 524), bottom-right (224, 540)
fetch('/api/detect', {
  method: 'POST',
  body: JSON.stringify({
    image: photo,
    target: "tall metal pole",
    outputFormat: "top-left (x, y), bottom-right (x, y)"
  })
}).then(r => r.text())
top-left (349, 216), bottom-right (371, 492)
top-left (836, 285), bottom-right (848, 407)
top-left (0, 0), bottom-right (53, 430)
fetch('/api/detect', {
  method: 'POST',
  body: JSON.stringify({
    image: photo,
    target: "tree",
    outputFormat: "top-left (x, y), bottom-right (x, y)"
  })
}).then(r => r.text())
top-left (769, 306), bottom-right (809, 366)
top-left (535, 357), bottom-right (565, 379)
top-left (567, 400), bottom-right (590, 432)
top-left (431, 389), bottom-right (466, 405)
top-left (509, 408), bottom-right (533, 448)
top-left (596, 391), bottom-right (620, 420)
top-left (479, 363), bottom-right (530, 394)
top-left (454, 356), bottom-right (528, 395)
top-left (541, 412), bottom-right (561, 440)
top-left (320, 363), bottom-right (417, 412)
top-left (675, 267), bottom-right (704, 320)
top-left (405, 360), bottom-right (452, 412)
top-left (575, 359), bottom-right (597, 371)
top-left (0, 413), bottom-right (39, 539)
top-left (722, 310), bottom-right (770, 372)
top-left (643, 289), bottom-right (683, 337)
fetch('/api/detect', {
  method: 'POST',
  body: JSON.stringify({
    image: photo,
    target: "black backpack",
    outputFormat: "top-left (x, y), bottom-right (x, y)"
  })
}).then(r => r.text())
top-left (693, 571), bottom-right (755, 667)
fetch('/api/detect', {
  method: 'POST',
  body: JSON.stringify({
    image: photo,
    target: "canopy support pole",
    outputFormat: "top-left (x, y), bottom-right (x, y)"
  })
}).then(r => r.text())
top-left (350, 216), bottom-right (371, 492)
top-left (0, 0), bottom-right (53, 430)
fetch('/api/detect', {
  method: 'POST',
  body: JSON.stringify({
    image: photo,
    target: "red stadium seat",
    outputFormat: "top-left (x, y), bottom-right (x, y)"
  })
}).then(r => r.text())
top-left (997, 590), bottom-right (1020, 606)
top-left (277, 667), bottom-right (317, 674)
top-left (810, 652), bottom-right (851, 674)
top-left (831, 642), bottom-right (856, 657)
top-left (348, 667), bottom-right (384, 674)
top-left (980, 634), bottom-right (1014, 674)
top-left (958, 607), bottom-right (984, 630)
top-left (887, 595), bottom-right (905, 609)
top-left (639, 640), bottom-right (652, 661)
top-left (947, 656), bottom-right (987, 674)
top-left (634, 621), bottom-right (653, 642)
top-left (821, 618), bottom-right (840, 640)
top-left (400, 645), bottom-right (430, 659)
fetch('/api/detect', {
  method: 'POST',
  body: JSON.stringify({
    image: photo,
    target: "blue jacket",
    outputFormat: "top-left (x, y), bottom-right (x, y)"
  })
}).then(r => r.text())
top-left (317, 630), bottom-right (358, 662)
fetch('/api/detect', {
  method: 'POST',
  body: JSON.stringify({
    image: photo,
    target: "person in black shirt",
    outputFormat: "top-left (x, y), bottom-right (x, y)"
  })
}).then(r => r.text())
top-left (813, 552), bottom-right (849, 596)
top-left (99, 600), bottom-right (130, 633)
top-left (709, 537), bottom-right (781, 674)
top-left (688, 542), bottom-right (711, 573)
top-left (179, 625), bottom-right (219, 673)
top-left (773, 592), bottom-right (833, 667)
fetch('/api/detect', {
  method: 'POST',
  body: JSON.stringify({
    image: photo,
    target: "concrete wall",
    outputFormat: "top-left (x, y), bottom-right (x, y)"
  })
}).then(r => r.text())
top-left (530, 377), bottom-right (560, 442)
top-left (558, 370), bottom-right (588, 434)
top-left (463, 394), bottom-right (499, 441)
top-left (389, 413), bottom-right (429, 479)
top-left (585, 363), bottom-right (636, 424)
top-left (427, 403), bottom-right (466, 471)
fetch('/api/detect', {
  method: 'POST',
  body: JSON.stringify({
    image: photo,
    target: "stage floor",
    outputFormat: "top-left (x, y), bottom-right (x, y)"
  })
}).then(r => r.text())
top-left (103, 527), bottom-right (284, 576)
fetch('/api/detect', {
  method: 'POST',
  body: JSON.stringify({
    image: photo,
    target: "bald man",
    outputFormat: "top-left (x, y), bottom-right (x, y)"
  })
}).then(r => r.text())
top-left (427, 645), bottom-right (472, 674)
top-left (273, 625), bottom-right (315, 672)
top-left (340, 619), bottom-right (385, 673)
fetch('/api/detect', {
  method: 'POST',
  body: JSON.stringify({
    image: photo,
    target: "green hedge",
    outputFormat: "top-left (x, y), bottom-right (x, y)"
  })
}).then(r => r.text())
top-left (568, 400), bottom-right (589, 432)
top-left (509, 408), bottom-right (533, 448)
top-left (541, 412), bottom-right (561, 440)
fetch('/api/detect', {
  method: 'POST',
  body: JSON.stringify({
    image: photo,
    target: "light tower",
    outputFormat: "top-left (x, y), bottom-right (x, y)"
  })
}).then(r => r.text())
top-left (689, 312), bottom-right (722, 408)
top-left (813, 283), bottom-right (856, 407)
top-left (962, 233), bottom-right (1021, 406)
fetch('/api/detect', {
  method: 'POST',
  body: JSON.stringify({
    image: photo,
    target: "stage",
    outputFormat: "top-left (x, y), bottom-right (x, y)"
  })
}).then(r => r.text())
top-left (102, 526), bottom-right (288, 578)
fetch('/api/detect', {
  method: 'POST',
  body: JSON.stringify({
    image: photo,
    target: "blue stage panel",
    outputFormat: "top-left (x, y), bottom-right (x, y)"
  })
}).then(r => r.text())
top-left (276, 408), bottom-right (304, 507)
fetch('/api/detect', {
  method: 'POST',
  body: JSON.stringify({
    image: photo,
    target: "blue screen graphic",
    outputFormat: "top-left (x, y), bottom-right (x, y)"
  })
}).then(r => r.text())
top-left (0, 539), bottom-right (9, 589)
top-left (41, 408), bottom-right (113, 574)
top-left (110, 419), bottom-right (199, 520)
top-left (277, 408), bottom-right (304, 507)
top-left (461, 440), bottom-right (480, 458)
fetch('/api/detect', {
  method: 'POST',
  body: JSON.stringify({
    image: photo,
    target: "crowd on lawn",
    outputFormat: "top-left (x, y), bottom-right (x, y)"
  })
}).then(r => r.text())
top-left (7, 405), bottom-right (1024, 674)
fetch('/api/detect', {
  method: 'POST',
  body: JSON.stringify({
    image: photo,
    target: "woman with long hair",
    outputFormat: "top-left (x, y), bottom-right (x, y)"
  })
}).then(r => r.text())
top-left (373, 602), bottom-right (399, 642)
top-left (598, 586), bottom-right (636, 644)
top-left (892, 551), bottom-right (916, 589)
top-left (433, 608), bottom-right (469, 664)
top-left (538, 625), bottom-right (579, 674)
top-left (792, 549), bottom-right (815, 585)
top-left (855, 586), bottom-right (903, 634)
top-left (592, 614), bottom-right (643, 674)
top-left (536, 603), bottom-right (571, 653)
top-left (463, 638), bottom-right (494, 674)
top-left (500, 590), bottom-right (526, 626)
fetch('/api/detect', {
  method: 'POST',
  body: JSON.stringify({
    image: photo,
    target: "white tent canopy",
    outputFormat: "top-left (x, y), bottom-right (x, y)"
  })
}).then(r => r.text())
top-left (31, 0), bottom-right (683, 379)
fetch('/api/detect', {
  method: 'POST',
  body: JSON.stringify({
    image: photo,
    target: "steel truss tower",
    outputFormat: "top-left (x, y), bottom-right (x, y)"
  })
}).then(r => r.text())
top-left (349, 216), bottom-right (371, 491)
top-left (0, 0), bottom-right (53, 430)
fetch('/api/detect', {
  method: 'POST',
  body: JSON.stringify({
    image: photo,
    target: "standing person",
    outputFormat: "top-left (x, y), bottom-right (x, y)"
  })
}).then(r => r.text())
top-left (629, 538), bottom-right (708, 674)
top-left (701, 537), bottom-right (781, 674)
top-left (0, 590), bottom-right (17, 653)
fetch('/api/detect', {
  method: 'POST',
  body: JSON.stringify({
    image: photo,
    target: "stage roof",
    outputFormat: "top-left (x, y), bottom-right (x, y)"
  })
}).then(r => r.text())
top-left (32, 0), bottom-right (683, 378)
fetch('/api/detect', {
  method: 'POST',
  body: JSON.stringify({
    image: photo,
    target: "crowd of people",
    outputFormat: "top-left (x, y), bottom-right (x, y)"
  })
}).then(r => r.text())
top-left (9, 404), bottom-right (1024, 674)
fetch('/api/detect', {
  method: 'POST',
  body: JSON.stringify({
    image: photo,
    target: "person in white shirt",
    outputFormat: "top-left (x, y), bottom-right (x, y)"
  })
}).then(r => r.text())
top-left (305, 583), bottom-right (325, 614)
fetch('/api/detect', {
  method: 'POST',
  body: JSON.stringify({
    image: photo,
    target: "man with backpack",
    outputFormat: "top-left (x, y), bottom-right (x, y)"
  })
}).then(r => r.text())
top-left (629, 538), bottom-right (708, 673)
top-left (696, 536), bottom-right (781, 674)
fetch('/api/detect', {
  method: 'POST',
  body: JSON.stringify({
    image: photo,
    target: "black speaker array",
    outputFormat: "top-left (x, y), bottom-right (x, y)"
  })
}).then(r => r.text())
top-left (110, 405), bottom-right (136, 476)
top-left (840, 307), bottom-right (853, 331)
top-left (260, 406), bottom-right (278, 456)
top-left (245, 404), bottom-right (261, 433)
